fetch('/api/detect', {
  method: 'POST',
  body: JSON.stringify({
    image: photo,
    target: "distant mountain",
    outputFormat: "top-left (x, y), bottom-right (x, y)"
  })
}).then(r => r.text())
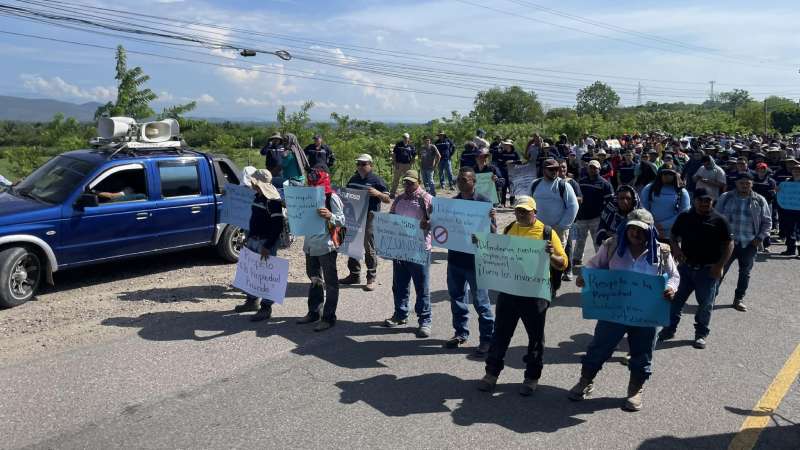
top-left (0, 96), bottom-right (102, 122)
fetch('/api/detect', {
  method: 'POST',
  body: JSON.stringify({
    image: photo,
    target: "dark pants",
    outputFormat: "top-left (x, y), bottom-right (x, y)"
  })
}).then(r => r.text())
top-left (667, 264), bottom-right (719, 338)
top-left (782, 211), bottom-right (800, 253)
top-left (347, 213), bottom-right (377, 281)
top-left (306, 251), bottom-right (339, 322)
top-left (485, 293), bottom-right (549, 380)
top-left (581, 321), bottom-right (657, 381)
top-left (720, 242), bottom-right (757, 301)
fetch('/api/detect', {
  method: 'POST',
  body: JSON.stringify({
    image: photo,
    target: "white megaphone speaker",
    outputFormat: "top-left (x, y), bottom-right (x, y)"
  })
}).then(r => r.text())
top-left (97, 117), bottom-right (136, 139)
top-left (140, 118), bottom-right (180, 143)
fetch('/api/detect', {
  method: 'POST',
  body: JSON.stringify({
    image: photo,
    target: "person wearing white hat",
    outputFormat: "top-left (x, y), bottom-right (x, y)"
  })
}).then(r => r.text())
top-left (391, 133), bottom-right (416, 197)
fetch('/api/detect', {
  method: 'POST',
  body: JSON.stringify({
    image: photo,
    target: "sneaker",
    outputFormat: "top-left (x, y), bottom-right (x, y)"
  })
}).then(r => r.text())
top-left (623, 378), bottom-right (645, 412)
top-left (519, 378), bottom-right (538, 396)
top-left (562, 272), bottom-right (573, 282)
top-left (780, 249), bottom-right (797, 256)
top-left (383, 316), bottom-right (408, 328)
top-left (568, 377), bottom-right (594, 401)
top-left (339, 273), bottom-right (361, 285)
top-left (473, 341), bottom-right (491, 356)
top-left (573, 259), bottom-right (583, 267)
top-left (416, 325), bottom-right (432, 338)
top-left (693, 337), bottom-right (707, 349)
top-left (620, 353), bottom-right (631, 366)
top-left (314, 320), bottom-right (334, 332)
top-left (296, 314), bottom-right (320, 324)
top-left (444, 335), bottom-right (467, 349)
top-left (477, 374), bottom-right (498, 392)
top-left (234, 298), bottom-right (259, 313)
top-left (657, 329), bottom-right (675, 342)
top-left (250, 305), bottom-right (272, 322)
top-left (363, 280), bottom-right (376, 292)
top-left (733, 299), bottom-right (748, 312)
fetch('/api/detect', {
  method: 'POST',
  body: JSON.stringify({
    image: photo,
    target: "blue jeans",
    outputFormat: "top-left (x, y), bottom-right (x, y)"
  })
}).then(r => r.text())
top-left (391, 258), bottom-right (432, 326)
top-left (719, 242), bottom-right (757, 301)
top-left (447, 263), bottom-right (494, 343)
top-left (245, 238), bottom-right (278, 307)
top-left (421, 168), bottom-right (436, 196)
top-left (438, 159), bottom-right (454, 189)
top-left (581, 320), bottom-right (657, 380)
top-left (667, 264), bottom-right (719, 338)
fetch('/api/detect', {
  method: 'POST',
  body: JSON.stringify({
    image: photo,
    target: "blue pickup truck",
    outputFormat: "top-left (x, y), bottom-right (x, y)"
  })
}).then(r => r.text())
top-left (0, 120), bottom-right (246, 308)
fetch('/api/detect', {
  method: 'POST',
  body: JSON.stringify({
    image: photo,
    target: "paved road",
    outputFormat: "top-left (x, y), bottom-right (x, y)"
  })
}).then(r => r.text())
top-left (1, 233), bottom-right (798, 449)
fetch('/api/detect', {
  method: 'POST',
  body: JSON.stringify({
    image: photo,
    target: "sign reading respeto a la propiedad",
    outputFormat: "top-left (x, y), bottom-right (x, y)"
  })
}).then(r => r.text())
top-left (580, 268), bottom-right (669, 327)
top-left (429, 197), bottom-right (492, 254)
top-left (233, 247), bottom-right (289, 304)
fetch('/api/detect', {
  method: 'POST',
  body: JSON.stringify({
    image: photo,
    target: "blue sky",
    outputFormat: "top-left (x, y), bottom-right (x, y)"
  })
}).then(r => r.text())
top-left (1, 0), bottom-right (799, 122)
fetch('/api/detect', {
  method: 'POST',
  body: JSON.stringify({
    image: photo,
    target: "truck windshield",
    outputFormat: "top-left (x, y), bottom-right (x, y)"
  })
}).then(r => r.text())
top-left (13, 156), bottom-right (95, 204)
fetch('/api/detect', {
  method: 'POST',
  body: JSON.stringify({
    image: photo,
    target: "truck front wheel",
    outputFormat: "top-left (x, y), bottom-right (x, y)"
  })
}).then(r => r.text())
top-left (216, 225), bottom-right (244, 263)
top-left (0, 246), bottom-right (43, 308)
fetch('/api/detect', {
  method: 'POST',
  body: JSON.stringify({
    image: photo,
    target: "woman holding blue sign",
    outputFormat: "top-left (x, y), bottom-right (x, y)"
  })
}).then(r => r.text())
top-left (570, 209), bottom-right (680, 412)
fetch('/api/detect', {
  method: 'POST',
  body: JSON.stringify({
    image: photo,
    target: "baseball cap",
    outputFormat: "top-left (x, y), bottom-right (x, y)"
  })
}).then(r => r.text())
top-left (402, 169), bottom-right (420, 182)
top-left (402, 132), bottom-right (410, 139)
top-left (736, 171), bottom-right (754, 181)
top-left (755, 162), bottom-right (768, 170)
top-left (588, 160), bottom-right (601, 169)
top-left (543, 158), bottom-right (559, 168)
top-left (513, 196), bottom-right (537, 211)
top-left (693, 187), bottom-right (713, 199)
top-left (626, 209), bottom-right (654, 231)
top-left (355, 154), bottom-right (373, 163)
top-left (596, 149), bottom-right (607, 156)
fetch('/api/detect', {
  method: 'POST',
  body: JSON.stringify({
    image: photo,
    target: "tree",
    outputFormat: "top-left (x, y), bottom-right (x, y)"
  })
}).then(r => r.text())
top-left (471, 86), bottom-right (544, 124)
top-left (158, 101), bottom-right (197, 122)
top-left (576, 81), bottom-right (620, 116)
top-left (718, 89), bottom-right (752, 118)
top-left (765, 96), bottom-right (800, 133)
top-left (95, 45), bottom-right (158, 120)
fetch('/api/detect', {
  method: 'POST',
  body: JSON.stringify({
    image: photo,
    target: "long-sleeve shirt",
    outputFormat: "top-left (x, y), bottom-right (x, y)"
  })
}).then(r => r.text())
top-left (531, 178), bottom-right (579, 230)
top-left (585, 239), bottom-right (680, 293)
top-left (576, 175), bottom-right (614, 220)
top-left (247, 195), bottom-right (285, 251)
top-left (640, 184), bottom-right (690, 237)
top-left (434, 138), bottom-right (455, 161)
top-left (715, 190), bottom-right (772, 245)
top-left (303, 193), bottom-right (345, 256)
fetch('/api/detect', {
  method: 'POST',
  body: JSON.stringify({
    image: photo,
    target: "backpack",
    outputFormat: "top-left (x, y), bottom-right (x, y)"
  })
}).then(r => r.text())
top-left (325, 194), bottom-right (346, 248)
top-left (531, 177), bottom-right (568, 208)
top-left (503, 221), bottom-right (562, 298)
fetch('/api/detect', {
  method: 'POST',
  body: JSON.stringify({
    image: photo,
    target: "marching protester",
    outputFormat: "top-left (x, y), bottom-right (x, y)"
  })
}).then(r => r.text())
top-left (693, 155), bottom-right (727, 201)
top-left (444, 166), bottom-right (496, 354)
top-left (778, 164), bottom-right (800, 257)
top-left (303, 134), bottom-right (335, 169)
top-left (233, 169), bottom-right (286, 322)
top-left (477, 196), bottom-right (568, 395)
top-left (391, 133), bottom-right (417, 197)
top-left (640, 168), bottom-right (690, 239)
top-left (419, 136), bottom-right (442, 196)
top-left (495, 139), bottom-right (521, 207)
top-left (572, 160), bottom-right (613, 267)
top-left (281, 133), bottom-right (310, 182)
top-left (384, 170), bottom-right (434, 338)
top-left (595, 185), bottom-right (640, 247)
top-left (634, 149), bottom-right (659, 192)
top-left (570, 209), bottom-right (679, 411)
top-left (681, 150), bottom-right (704, 193)
top-left (435, 131), bottom-right (456, 191)
top-left (558, 160), bottom-right (583, 280)
top-left (714, 172), bottom-right (771, 312)
top-left (260, 132), bottom-right (284, 169)
top-left (752, 162), bottom-right (777, 251)
top-left (339, 154), bottom-right (391, 291)
top-left (616, 149), bottom-right (638, 187)
top-left (660, 187), bottom-right (734, 349)
top-left (297, 165), bottom-right (345, 332)
top-left (474, 147), bottom-right (505, 205)
top-left (460, 141), bottom-right (479, 170)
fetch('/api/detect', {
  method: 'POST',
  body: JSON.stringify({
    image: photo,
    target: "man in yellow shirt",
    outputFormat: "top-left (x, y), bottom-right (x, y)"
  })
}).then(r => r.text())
top-left (478, 196), bottom-right (567, 396)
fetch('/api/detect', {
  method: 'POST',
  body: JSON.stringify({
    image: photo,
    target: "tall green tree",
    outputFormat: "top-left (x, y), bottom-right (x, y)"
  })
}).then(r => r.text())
top-left (471, 86), bottom-right (544, 124)
top-left (95, 45), bottom-right (158, 120)
top-left (718, 89), bottom-right (752, 118)
top-left (576, 81), bottom-right (620, 116)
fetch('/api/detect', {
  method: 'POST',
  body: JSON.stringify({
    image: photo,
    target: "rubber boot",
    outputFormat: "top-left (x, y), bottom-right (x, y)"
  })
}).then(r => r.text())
top-left (250, 304), bottom-right (272, 322)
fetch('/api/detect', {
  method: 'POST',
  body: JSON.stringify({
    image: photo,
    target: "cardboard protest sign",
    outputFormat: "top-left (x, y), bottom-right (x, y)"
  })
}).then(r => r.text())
top-left (777, 182), bottom-right (800, 211)
top-left (233, 247), bottom-right (289, 304)
top-left (372, 212), bottom-right (428, 265)
top-left (475, 172), bottom-right (499, 204)
top-left (474, 233), bottom-right (551, 300)
top-left (430, 197), bottom-right (491, 254)
top-left (336, 187), bottom-right (369, 259)
top-left (284, 186), bottom-right (326, 236)
top-left (508, 164), bottom-right (537, 197)
top-left (220, 183), bottom-right (255, 230)
top-left (580, 268), bottom-right (669, 327)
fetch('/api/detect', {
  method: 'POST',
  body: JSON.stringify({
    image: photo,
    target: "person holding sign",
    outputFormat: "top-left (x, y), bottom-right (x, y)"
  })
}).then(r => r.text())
top-left (569, 209), bottom-right (679, 411)
top-left (477, 196), bottom-right (567, 396)
top-left (233, 169), bottom-right (286, 321)
top-left (474, 148), bottom-right (504, 205)
top-left (443, 166), bottom-right (496, 354)
top-left (777, 165), bottom-right (800, 258)
top-left (296, 165), bottom-right (345, 332)
top-left (383, 170), bottom-right (434, 338)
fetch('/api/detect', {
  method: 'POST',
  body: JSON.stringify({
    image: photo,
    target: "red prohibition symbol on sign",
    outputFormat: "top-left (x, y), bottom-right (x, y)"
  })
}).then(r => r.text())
top-left (433, 225), bottom-right (448, 244)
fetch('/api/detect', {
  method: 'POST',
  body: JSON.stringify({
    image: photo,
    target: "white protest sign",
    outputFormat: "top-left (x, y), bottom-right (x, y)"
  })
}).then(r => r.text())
top-left (220, 183), bottom-right (255, 230)
top-left (233, 247), bottom-right (289, 304)
top-left (430, 197), bottom-right (491, 254)
top-left (372, 212), bottom-right (428, 265)
top-left (508, 164), bottom-right (537, 197)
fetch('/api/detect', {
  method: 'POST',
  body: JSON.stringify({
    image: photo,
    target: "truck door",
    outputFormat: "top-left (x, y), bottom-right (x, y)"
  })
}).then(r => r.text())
top-left (152, 158), bottom-right (215, 248)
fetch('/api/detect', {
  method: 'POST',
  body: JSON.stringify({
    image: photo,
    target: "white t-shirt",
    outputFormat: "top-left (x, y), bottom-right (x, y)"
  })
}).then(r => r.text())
top-left (694, 165), bottom-right (726, 199)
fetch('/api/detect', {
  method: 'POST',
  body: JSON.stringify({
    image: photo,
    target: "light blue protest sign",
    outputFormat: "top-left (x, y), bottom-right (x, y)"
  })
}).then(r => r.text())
top-left (284, 186), bottom-right (326, 236)
top-left (508, 164), bottom-right (537, 197)
top-left (475, 173), bottom-right (499, 204)
top-left (474, 233), bottom-right (551, 300)
top-left (220, 183), bottom-right (255, 230)
top-left (580, 268), bottom-right (669, 327)
top-left (777, 182), bottom-right (800, 211)
top-left (372, 212), bottom-right (428, 265)
top-left (429, 197), bottom-right (492, 254)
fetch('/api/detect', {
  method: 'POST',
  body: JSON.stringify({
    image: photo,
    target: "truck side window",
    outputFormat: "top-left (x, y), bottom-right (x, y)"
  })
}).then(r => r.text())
top-left (89, 164), bottom-right (148, 204)
top-left (213, 160), bottom-right (239, 194)
top-left (159, 161), bottom-right (201, 198)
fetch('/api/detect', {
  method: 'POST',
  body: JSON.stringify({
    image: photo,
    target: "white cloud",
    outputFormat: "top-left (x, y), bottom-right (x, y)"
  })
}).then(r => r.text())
top-left (157, 91), bottom-right (175, 102)
top-left (216, 63), bottom-right (297, 97)
top-left (309, 46), bottom-right (357, 65)
top-left (20, 74), bottom-right (116, 102)
top-left (415, 37), bottom-right (497, 53)
top-left (196, 93), bottom-right (216, 104)
top-left (236, 97), bottom-right (271, 107)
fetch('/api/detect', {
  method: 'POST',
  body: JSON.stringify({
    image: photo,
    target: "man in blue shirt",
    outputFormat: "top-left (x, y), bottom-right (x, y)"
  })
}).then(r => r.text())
top-left (391, 133), bottom-right (416, 197)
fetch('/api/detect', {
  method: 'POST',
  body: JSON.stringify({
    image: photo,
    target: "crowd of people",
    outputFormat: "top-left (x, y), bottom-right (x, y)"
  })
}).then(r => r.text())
top-left (234, 129), bottom-right (799, 412)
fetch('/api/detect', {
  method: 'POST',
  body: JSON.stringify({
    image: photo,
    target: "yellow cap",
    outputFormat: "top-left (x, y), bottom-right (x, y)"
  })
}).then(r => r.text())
top-left (513, 195), bottom-right (536, 211)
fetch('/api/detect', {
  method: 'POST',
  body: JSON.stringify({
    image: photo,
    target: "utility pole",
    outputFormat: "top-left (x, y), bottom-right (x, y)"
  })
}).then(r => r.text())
top-left (708, 81), bottom-right (716, 102)
top-left (764, 99), bottom-right (768, 136)
top-left (636, 82), bottom-right (642, 106)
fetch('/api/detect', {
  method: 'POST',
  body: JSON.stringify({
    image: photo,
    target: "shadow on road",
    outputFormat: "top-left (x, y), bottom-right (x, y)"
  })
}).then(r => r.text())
top-left (114, 283), bottom-right (307, 303)
top-left (637, 424), bottom-right (799, 450)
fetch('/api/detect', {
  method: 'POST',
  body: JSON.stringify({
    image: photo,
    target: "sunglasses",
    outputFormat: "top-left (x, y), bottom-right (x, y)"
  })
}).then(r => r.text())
top-left (357, 162), bottom-right (370, 166)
